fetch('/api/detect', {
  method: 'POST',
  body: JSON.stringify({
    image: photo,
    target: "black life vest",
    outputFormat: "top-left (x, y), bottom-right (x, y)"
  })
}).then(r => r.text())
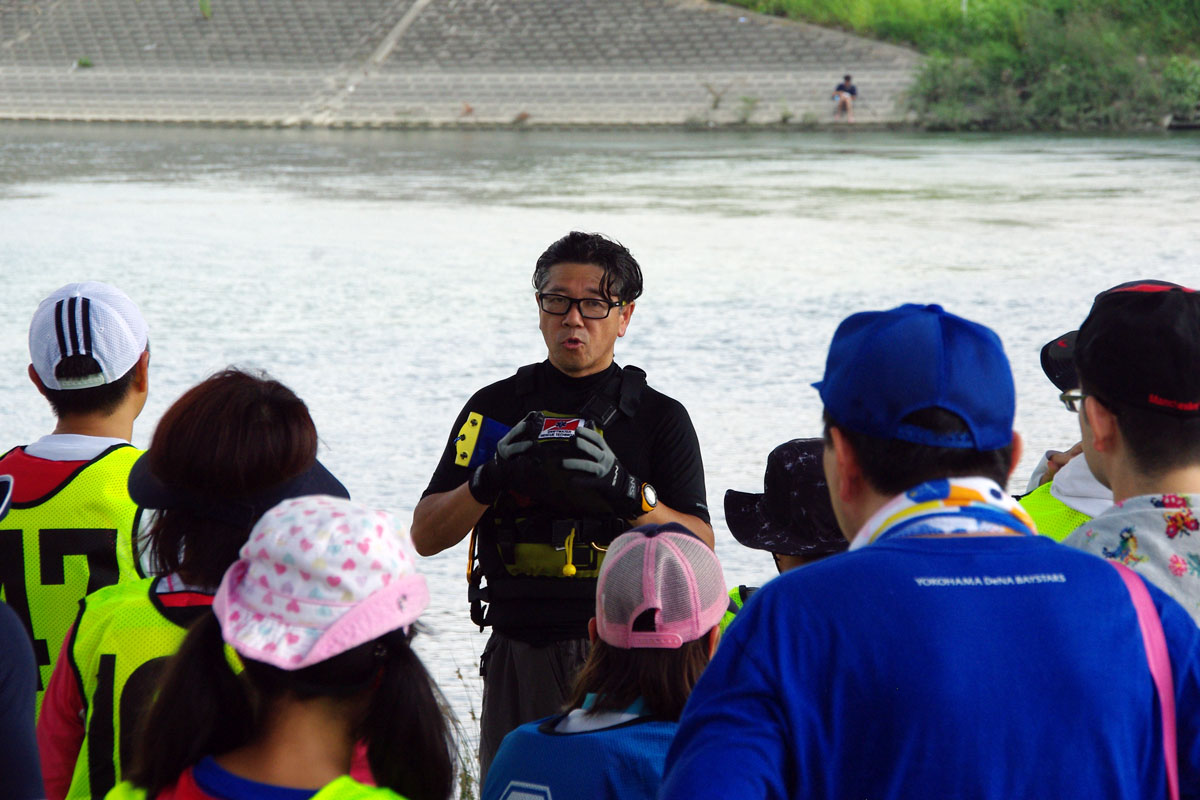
top-left (469, 364), bottom-right (646, 631)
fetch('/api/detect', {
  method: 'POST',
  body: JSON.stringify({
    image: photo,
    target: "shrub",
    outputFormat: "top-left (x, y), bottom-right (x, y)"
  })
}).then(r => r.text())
top-left (1164, 56), bottom-right (1200, 118)
top-left (722, 0), bottom-right (1199, 130)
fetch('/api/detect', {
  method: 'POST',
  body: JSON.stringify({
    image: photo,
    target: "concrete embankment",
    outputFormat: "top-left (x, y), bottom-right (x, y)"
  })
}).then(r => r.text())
top-left (0, 0), bottom-right (920, 127)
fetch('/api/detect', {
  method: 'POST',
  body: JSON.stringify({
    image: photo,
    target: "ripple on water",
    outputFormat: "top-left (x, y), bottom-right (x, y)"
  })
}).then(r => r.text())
top-left (0, 125), bottom-right (1197, 765)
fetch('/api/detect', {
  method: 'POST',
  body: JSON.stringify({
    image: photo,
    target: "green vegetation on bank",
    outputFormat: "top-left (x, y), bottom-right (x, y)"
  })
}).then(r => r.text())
top-left (725, 0), bottom-right (1200, 130)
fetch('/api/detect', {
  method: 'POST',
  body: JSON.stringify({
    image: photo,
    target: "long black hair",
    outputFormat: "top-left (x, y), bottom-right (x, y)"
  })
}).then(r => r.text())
top-left (126, 614), bottom-right (457, 800)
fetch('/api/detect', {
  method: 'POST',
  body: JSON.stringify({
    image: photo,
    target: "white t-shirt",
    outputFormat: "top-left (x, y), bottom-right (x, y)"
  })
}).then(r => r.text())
top-left (24, 433), bottom-right (130, 461)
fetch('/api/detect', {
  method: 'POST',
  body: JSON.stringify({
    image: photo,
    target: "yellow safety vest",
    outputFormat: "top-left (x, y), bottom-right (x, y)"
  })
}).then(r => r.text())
top-left (66, 577), bottom-right (211, 800)
top-left (105, 774), bottom-right (408, 799)
top-left (1018, 482), bottom-right (1092, 543)
top-left (719, 585), bottom-right (756, 636)
top-left (0, 444), bottom-right (143, 716)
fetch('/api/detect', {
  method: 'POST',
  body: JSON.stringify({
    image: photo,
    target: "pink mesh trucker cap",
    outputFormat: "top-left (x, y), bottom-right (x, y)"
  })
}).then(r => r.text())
top-left (29, 282), bottom-right (149, 390)
top-left (596, 522), bottom-right (727, 649)
top-left (213, 495), bottom-right (429, 670)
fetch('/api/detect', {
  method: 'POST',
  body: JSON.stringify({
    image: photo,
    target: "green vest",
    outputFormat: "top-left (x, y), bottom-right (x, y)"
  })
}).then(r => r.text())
top-left (1018, 482), bottom-right (1092, 543)
top-left (0, 444), bottom-right (143, 716)
top-left (67, 577), bottom-right (210, 800)
top-left (106, 775), bottom-right (408, 799)
top-left (719, 585), bottom-right (756, 636)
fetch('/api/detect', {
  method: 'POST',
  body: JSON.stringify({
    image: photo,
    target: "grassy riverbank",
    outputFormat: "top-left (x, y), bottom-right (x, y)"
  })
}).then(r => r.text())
top-left (725, 0), bottom-right (1200, 130)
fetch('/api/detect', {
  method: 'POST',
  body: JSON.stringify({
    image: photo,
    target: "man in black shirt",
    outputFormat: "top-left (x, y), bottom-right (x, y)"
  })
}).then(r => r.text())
top-left (411, 231), bottom-right (711, 777)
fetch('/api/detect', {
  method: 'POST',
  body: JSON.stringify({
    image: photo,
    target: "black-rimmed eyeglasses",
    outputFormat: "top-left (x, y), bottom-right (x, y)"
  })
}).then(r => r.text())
top-left (537, 292), bottom-right (625, 320)
top-left (1059, 390), bottom-right (1088, 412)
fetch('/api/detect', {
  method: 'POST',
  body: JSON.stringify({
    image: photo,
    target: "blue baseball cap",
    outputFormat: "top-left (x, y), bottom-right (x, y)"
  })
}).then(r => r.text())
top-left (813, 304), bottom-right (1015, 450)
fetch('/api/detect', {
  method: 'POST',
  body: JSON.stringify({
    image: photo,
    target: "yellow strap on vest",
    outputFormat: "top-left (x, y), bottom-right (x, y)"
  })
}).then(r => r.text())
top-left (561, 528), bottom-right (578, 577)
top-left (1018, 482), bottom-right (1092, 543)
top-left (0, 445), bottom-right (143, 718)
top-left (455, 412), bottom-right (485, 466)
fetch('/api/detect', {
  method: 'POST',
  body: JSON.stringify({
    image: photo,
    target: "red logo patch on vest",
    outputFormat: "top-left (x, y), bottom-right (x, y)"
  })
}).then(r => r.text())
top-left (539, 418), bottom-right (583, 440)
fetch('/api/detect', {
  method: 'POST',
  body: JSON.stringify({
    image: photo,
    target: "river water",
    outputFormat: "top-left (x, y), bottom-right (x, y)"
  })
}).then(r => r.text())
top-left (1, 123), bottom-right (1198, 763)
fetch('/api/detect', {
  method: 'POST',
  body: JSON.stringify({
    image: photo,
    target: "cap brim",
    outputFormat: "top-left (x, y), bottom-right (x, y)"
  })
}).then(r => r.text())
top-left (725, 489), bottom-right (820, 557)
top-left (128, 455), bottom-right (350, 527)
top-left (127, 453), bottom-right (175, 511)
top-left (1039, 331), bottom-right (1078, 392)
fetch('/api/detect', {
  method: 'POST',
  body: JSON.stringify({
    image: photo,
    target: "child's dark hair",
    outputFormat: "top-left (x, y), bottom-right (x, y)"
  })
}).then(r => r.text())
top-left (143, 368), bottom-right (318, 587)
top-left (565, 610), bottom-right (713, 722)
top-left (127, 614), bottom-right (457, 800)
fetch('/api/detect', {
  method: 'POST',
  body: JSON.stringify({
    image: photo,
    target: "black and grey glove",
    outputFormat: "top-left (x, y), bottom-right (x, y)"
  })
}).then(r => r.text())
top-left (562, 426), bottom-right (653, 520)
top-left (467, 415), bottom-right (536, 506)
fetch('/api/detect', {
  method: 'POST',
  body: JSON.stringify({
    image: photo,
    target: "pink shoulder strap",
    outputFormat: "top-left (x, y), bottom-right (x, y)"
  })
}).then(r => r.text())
top-left (1111, 561), bottom-right (1178, 800)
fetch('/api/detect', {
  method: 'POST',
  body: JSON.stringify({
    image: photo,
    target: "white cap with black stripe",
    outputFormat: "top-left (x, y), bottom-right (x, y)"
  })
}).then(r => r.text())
top-left (29, 282), bottom-right (148, 390)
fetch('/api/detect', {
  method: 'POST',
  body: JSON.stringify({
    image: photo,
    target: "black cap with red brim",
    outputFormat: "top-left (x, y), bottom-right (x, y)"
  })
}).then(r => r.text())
top-left (1074, 280), bottom-right (1200, 416)
top-left (1040, 330), bottom-right (1079, 393)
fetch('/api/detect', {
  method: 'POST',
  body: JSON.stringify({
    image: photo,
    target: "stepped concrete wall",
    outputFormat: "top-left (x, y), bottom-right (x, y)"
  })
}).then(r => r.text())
top-left (0, 0), bottom-right (920, 126)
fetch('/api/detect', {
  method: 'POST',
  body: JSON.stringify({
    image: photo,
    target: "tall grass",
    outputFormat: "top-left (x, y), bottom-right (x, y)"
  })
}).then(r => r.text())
top-left (725, 0), bottom-right (1200, 129)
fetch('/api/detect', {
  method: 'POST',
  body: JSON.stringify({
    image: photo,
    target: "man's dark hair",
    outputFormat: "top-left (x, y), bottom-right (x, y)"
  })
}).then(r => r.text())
top-left (1080, 378), bottom-right (1200, 476)
top-left (822, 407), bottom-right (1014, 496)
top-left (844, 74), bottom-right (852, 82)
top-left (42, 355), bottom-right (139, 417)
top-left (532, 231), bottom-right (644, 305)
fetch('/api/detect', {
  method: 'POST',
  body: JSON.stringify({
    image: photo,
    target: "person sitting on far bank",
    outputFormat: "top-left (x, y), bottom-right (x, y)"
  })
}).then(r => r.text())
top-left (720, 438), bottom-right (846, 634)
top-left (38, 369), bottom-right (349, 800)
top-left (0, 282), bottom-right (150, 716)
top-left (660, 302), bottom-right (1200, 799)
top-left (832, 74), bottom-right (856, 122)
top-left (410, 231), bottom-right (712, 780)
top-left (108, 495), bottom-right (456, 800)
top-left (1017, 330), bottom-right (1112, 541)
top-left (1061, 280), bottom-right (1200, 624)
top-left (482, 522), bottom-right (726, 800)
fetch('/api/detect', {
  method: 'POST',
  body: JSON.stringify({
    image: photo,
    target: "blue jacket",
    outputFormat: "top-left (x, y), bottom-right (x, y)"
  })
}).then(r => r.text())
top-left (661, 535), bottom-right (1200, 799)
top-left (483, 710), bottom-right (675, 800)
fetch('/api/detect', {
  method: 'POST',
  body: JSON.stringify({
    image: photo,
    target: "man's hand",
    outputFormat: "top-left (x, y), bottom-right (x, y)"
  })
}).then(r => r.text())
top-left (562, 426), bottom-right (645, 520)
top-left (467, 415), bottom-right (536, 505)
top-left (1040, 441), bottom-right (1084, 486)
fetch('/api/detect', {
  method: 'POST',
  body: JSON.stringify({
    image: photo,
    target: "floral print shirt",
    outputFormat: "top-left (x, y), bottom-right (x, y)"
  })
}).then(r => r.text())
top-left (1063, 493), bottom-right (1200, 623)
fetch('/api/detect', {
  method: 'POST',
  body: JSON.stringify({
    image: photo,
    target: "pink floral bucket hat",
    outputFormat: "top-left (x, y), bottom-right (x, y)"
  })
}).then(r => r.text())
top-left (213, 495), bottom-right (429, 670)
